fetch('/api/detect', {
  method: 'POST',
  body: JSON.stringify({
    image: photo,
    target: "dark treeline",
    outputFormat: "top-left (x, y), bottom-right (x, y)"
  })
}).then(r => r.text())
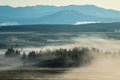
top-left (5, 47), bottom-right (115, 68)
top-left (5, 48), bottom-right (20, 57)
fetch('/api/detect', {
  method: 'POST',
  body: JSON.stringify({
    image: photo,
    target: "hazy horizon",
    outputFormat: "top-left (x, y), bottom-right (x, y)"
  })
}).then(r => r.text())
top-left (0, 0), bottom-right (120, 11)
top-left (1, 4), bottom-right (120, 12)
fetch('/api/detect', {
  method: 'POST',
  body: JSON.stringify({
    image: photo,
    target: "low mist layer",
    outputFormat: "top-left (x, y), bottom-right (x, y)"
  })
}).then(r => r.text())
top-left (63, 56), bottom-right (120, 80)
top-left (0, 35), bottom-right (120, 80)
top-left (23, 36), bottom-right (120, 52)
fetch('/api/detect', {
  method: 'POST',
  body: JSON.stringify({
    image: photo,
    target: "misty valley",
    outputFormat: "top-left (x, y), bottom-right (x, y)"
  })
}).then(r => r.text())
top-left (0, 23), bottom-right (120, 80)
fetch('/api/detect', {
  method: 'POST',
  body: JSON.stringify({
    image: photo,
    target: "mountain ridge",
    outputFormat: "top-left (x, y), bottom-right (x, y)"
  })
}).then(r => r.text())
top-left (1, 5), bottom-right (120, 24)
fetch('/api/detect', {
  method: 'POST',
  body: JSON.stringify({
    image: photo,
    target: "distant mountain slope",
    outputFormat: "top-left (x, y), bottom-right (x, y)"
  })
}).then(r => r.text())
top-left (64, 5), bottom-right (120, 18)
top-left (37, 10), bottom-right (120, 24)
top-left (1, 5), bottom-right (120, 24)
top-left (37, 10), bottom-right (101, 24)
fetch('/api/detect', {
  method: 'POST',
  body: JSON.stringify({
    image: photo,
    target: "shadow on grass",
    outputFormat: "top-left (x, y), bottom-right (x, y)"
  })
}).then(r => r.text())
top-left (0, 68), bottom-right (68, 80)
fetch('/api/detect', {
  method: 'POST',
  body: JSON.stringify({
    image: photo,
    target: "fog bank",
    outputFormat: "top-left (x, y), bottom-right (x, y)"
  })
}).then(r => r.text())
top-left (23, 36), bottom-right (120, 53)
top-left (63, 56), bottom-right (120, 80)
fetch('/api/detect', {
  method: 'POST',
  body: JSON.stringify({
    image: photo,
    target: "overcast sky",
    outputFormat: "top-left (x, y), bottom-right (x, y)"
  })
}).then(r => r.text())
top-left (0, 0), bottom-right (120, 11)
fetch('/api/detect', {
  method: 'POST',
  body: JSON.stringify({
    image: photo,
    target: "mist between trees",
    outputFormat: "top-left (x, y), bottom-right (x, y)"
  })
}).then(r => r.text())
top-left (4, 47), bottom-right (120, 68)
